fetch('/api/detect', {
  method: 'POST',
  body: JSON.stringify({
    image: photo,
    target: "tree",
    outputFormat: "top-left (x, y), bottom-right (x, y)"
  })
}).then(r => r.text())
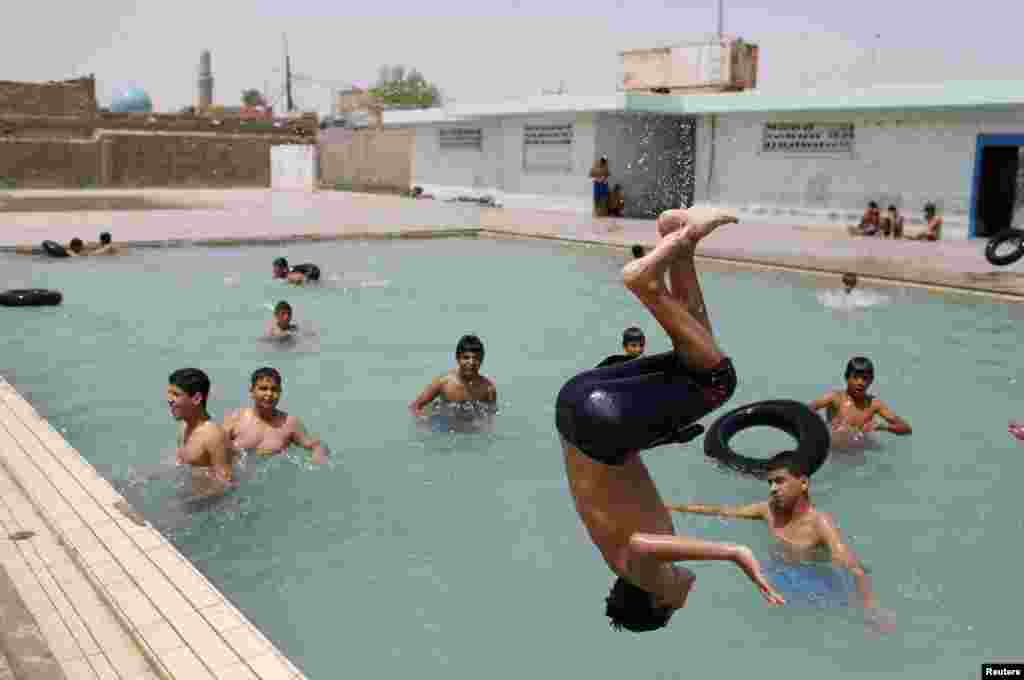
top-left (241, 89), bottom-right (267, 107)
top-left (369, 65), bottom-right (442, 110)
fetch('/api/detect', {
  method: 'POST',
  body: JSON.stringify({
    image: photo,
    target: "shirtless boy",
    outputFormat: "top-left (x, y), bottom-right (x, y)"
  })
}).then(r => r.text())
top-left (266, 301), bottom-right (298, 339)
top-left (556, 207), bottom-right (785, 634)
top-left (409, 335), bottom-right (497, 417)
top-left (667, 451), bottom-right (895, 633)
top-left (808, 357), bottom-right (911, 443)
top-left (166, 368), bottom-right (235, 497)
top-left (223, 367), bottom-right (328, 464)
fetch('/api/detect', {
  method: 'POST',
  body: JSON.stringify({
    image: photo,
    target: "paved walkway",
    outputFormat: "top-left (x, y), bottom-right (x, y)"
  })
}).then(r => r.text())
top-left (1, 188), bottom-right (1022, 299)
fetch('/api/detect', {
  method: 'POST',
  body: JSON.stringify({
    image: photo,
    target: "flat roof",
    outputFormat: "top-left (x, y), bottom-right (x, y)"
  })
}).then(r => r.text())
top-left (381, 80), bottom-right (1024, 125)
top-left (630, 80), bottom-right (1024, 114)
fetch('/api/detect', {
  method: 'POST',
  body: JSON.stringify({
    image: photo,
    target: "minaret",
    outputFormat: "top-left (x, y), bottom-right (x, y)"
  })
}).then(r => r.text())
top-left (198, 50), bottom-right (213, 111)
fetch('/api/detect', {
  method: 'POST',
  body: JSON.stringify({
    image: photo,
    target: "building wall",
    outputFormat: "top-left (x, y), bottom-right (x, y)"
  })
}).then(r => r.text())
top-left (594, 112), bottom-right (696, 218)
top-left (692, 108), bottom-right (1024, 238)
top-left (318, 127), bottom-right (414, 191)
top-left (0, 77), bottom-right (96, 117)
top-left (410, 113), bottom-right (598, 212)
top-left (0, 138), bottom-right (99, 187)
top-left (105, 134), bottom-right (272, 187)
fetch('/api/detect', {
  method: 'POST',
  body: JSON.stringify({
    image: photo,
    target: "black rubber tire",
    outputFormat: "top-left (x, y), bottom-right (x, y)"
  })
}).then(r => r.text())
top-left (41, 240), bottom-right (70, 258)
top-left (292, 263), bottom-right (321, 281)
top-left (704, 399), bottom-right (831, 478)
top-left (0, 289), bottom-right (63, 307)
top-left (985, 228), bottom-right (1024, 267)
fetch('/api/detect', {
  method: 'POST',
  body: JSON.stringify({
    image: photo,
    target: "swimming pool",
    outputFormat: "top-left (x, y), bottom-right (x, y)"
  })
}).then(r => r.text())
top-left (2, 237), bottom-right (1023, 679)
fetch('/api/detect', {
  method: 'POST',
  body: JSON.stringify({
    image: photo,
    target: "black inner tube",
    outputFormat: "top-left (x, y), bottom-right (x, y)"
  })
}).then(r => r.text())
top-left (985, 228), bottom-right (1024, 267)
top-left (704, 399), bottom-right (831, 478)
top-left (0, 289), bottom-right (63, 307)
top-left (292, 263), bottom-right (321, 281)
top-left (41, 240), bottom-right (69, 258)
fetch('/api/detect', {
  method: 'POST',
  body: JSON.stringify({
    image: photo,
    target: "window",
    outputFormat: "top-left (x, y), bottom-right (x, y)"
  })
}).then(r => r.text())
top-left (523, 123), bottom-right (574, 173)
top-left (439, 127), bottom-right (482, 150)
top-left (761, 122), bottom-right (854, 156)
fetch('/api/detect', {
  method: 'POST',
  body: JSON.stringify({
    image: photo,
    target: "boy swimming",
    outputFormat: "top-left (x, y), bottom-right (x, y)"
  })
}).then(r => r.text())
top-left (409, 335), bottom-right (497, 419)
top-left (808, 357), bottom-right (911, 448)
top-left (166, 368), bottom-right (235, 497)
top-left (223, 367), bottom-right (329, 464)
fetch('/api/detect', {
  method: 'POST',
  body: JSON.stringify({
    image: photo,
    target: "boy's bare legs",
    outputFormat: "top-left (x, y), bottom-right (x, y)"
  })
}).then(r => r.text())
top-left (623, 208), bottom-right (737, 371)
top-left (657, 209), bottom-right (716, 334)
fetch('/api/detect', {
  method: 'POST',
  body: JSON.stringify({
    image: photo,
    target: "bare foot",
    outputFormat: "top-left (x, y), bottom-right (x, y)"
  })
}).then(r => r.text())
top-left (657, 207), bottom-right (738, 239)
top-left (622, 229), bottom-right (693, 296)
top-left (733, 545), bottom-right (786, 605)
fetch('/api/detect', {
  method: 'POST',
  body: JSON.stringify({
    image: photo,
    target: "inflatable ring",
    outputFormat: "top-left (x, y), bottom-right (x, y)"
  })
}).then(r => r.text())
top-left (42, 240), bottom-right (70, 258)
top-left (292, 263), bottom-right (321, 281)
top-left (985, 228), bottom-right (1024, 267)
top-left (704, 399), bottom-right (830, 478)
top-left (0, 289), bottom-right (63, 307)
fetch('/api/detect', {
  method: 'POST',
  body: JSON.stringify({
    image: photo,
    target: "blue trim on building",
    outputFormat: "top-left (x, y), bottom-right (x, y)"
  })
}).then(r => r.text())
top-left (970, 134), bottom-right (1024, 238)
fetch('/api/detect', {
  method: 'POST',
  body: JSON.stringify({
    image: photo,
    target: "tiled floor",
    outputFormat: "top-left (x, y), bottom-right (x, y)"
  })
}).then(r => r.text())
top-left (0, 378), bottom-right (306, 679)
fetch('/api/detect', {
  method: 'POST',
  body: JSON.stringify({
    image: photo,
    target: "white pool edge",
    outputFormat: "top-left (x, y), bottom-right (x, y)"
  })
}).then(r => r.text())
top-left (0, 376), bottom-right (307, 680)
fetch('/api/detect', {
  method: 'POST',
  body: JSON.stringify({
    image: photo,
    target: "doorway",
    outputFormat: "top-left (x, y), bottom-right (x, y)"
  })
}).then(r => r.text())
top-left (971, 134), bottom-right (1024, 238)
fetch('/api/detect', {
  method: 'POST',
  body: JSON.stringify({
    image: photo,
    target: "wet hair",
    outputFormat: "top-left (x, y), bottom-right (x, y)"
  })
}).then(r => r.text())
top-left (605, 577), bottom-right (672, 633)
top-left (867, 201), bottom-right (879, 210)
top-left (842, 272), bottom-right (857, 288)
top-left (251, 367), bottom-right (282, 388)
top-left (168, 368), bottom-right (211, 408)
top-left (767, 450), bottom-right (811, 478)
top-left (622, 326), bottom-right (645, 346)
top-left (455, 334), bottom-right (485, 359)
top-left (274, 301), bottom-right (292, 315)
top-left (69, 238), bottom-right (84, 252)
top-left (99, 232), bottom-right (112, 245)
top-left (631, 244), bottom-right (645, 259)
top-left (844, 356), bottom-right (875, 379)
top-left (273, 257), bottom-right (289, 270)
top-left (886, 205), bottom-right (897, 212)
top-left (924, 202), bottom-right (937, 214)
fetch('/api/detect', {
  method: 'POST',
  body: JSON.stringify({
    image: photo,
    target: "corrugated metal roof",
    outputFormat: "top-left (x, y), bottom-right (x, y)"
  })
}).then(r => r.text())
top-left (626, 81), bottom-right (1024, 114)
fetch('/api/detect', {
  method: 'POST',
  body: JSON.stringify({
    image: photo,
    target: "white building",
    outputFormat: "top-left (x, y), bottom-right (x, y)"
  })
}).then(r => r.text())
top-left (383, 80), bottom-right (1024, 240)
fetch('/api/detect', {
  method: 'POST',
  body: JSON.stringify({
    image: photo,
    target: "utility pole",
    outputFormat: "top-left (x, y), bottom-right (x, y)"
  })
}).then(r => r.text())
top-left (717, 0), bottom-right (724, 40)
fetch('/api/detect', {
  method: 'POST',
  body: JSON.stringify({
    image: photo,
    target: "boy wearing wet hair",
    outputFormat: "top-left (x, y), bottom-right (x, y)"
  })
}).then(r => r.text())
top-left (596, 327), bottom-right (646, 368)
top-left (223, 367), bottom-right (329, 464)
top-left (808, 357), bottom-right (911, 437)
top-left (266, 301), bottom-right (298, 339)
top-left (842, 273), bottom-right (858, 294)
top-left (91, 231), bottom-right (119, 255)
top-left (666, 451), bottom-right (895, 633)
top-left (272, 257), bottom-right (321, 285)
top-left (67, 238), bottom-right (86, 256)
top-left (409, 334), bottom-right (497, 416)
top-left (166, 368), bottom-right (235, 495)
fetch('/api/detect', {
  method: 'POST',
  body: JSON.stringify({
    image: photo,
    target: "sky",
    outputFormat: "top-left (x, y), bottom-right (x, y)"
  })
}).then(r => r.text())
top-left (4, 0), bottom-right (1022, 116)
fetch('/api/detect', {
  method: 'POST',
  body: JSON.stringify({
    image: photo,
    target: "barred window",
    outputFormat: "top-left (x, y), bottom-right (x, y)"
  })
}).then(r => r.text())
top-left (523, 124), bottom-right (574, 173)
top-left (761, 122), bottom-right (854, 155)
top-left (439, 127), bottom-right (482, 150)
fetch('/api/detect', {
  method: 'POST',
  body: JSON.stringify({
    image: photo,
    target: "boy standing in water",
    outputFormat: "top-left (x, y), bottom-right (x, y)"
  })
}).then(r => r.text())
top-left (409, 335), bottom-right (497, 416)
top-left (166, 368), bottom-right (235, 496)
top-left (596, 327), bottom-right (646, 368)
top-left (808, 357), bottom-right (912, 440)
top-left (223, 367), bottom-right (329, 464)
top-left (266, 301), bottom-right (298, 339)
top-left (667, 451), bottom-right (895, 633)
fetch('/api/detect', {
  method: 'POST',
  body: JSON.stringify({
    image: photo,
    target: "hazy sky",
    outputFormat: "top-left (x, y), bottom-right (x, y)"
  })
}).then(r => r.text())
top-left (5, 0), bottom-right (1022, 115)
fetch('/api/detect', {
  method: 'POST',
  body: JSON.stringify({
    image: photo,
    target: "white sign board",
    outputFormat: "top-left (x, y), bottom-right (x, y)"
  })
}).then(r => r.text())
top-left (271, 145), bottom-right (318, 190)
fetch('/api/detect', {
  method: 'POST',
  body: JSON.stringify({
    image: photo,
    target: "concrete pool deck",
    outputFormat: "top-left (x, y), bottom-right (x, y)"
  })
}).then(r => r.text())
top-left (0, 187), bottom-right (1020, 678)
top-left (2, 188), bottom-right (1024, 299)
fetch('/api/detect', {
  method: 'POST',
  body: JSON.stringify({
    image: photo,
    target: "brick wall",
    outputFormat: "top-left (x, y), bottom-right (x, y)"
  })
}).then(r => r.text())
top-left (0, 139), bottom-right (99, 187)
top-left (105, 135), bottom-right (272, 187)
top-left (0, 77), bottom-right (96, 117)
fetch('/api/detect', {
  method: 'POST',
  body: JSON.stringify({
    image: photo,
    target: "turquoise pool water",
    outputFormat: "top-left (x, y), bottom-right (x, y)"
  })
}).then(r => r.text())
top-left (2, 238), bottom-right (1023, 679)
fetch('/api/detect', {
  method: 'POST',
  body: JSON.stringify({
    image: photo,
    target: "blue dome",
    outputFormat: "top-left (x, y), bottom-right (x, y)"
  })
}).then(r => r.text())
top-left (110, 87), bottom-right (153, 113)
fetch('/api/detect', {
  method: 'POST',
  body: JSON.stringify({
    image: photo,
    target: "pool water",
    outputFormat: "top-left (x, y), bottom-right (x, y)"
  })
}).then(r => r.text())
top-left (2, 238), bottom-right (1023, 679)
